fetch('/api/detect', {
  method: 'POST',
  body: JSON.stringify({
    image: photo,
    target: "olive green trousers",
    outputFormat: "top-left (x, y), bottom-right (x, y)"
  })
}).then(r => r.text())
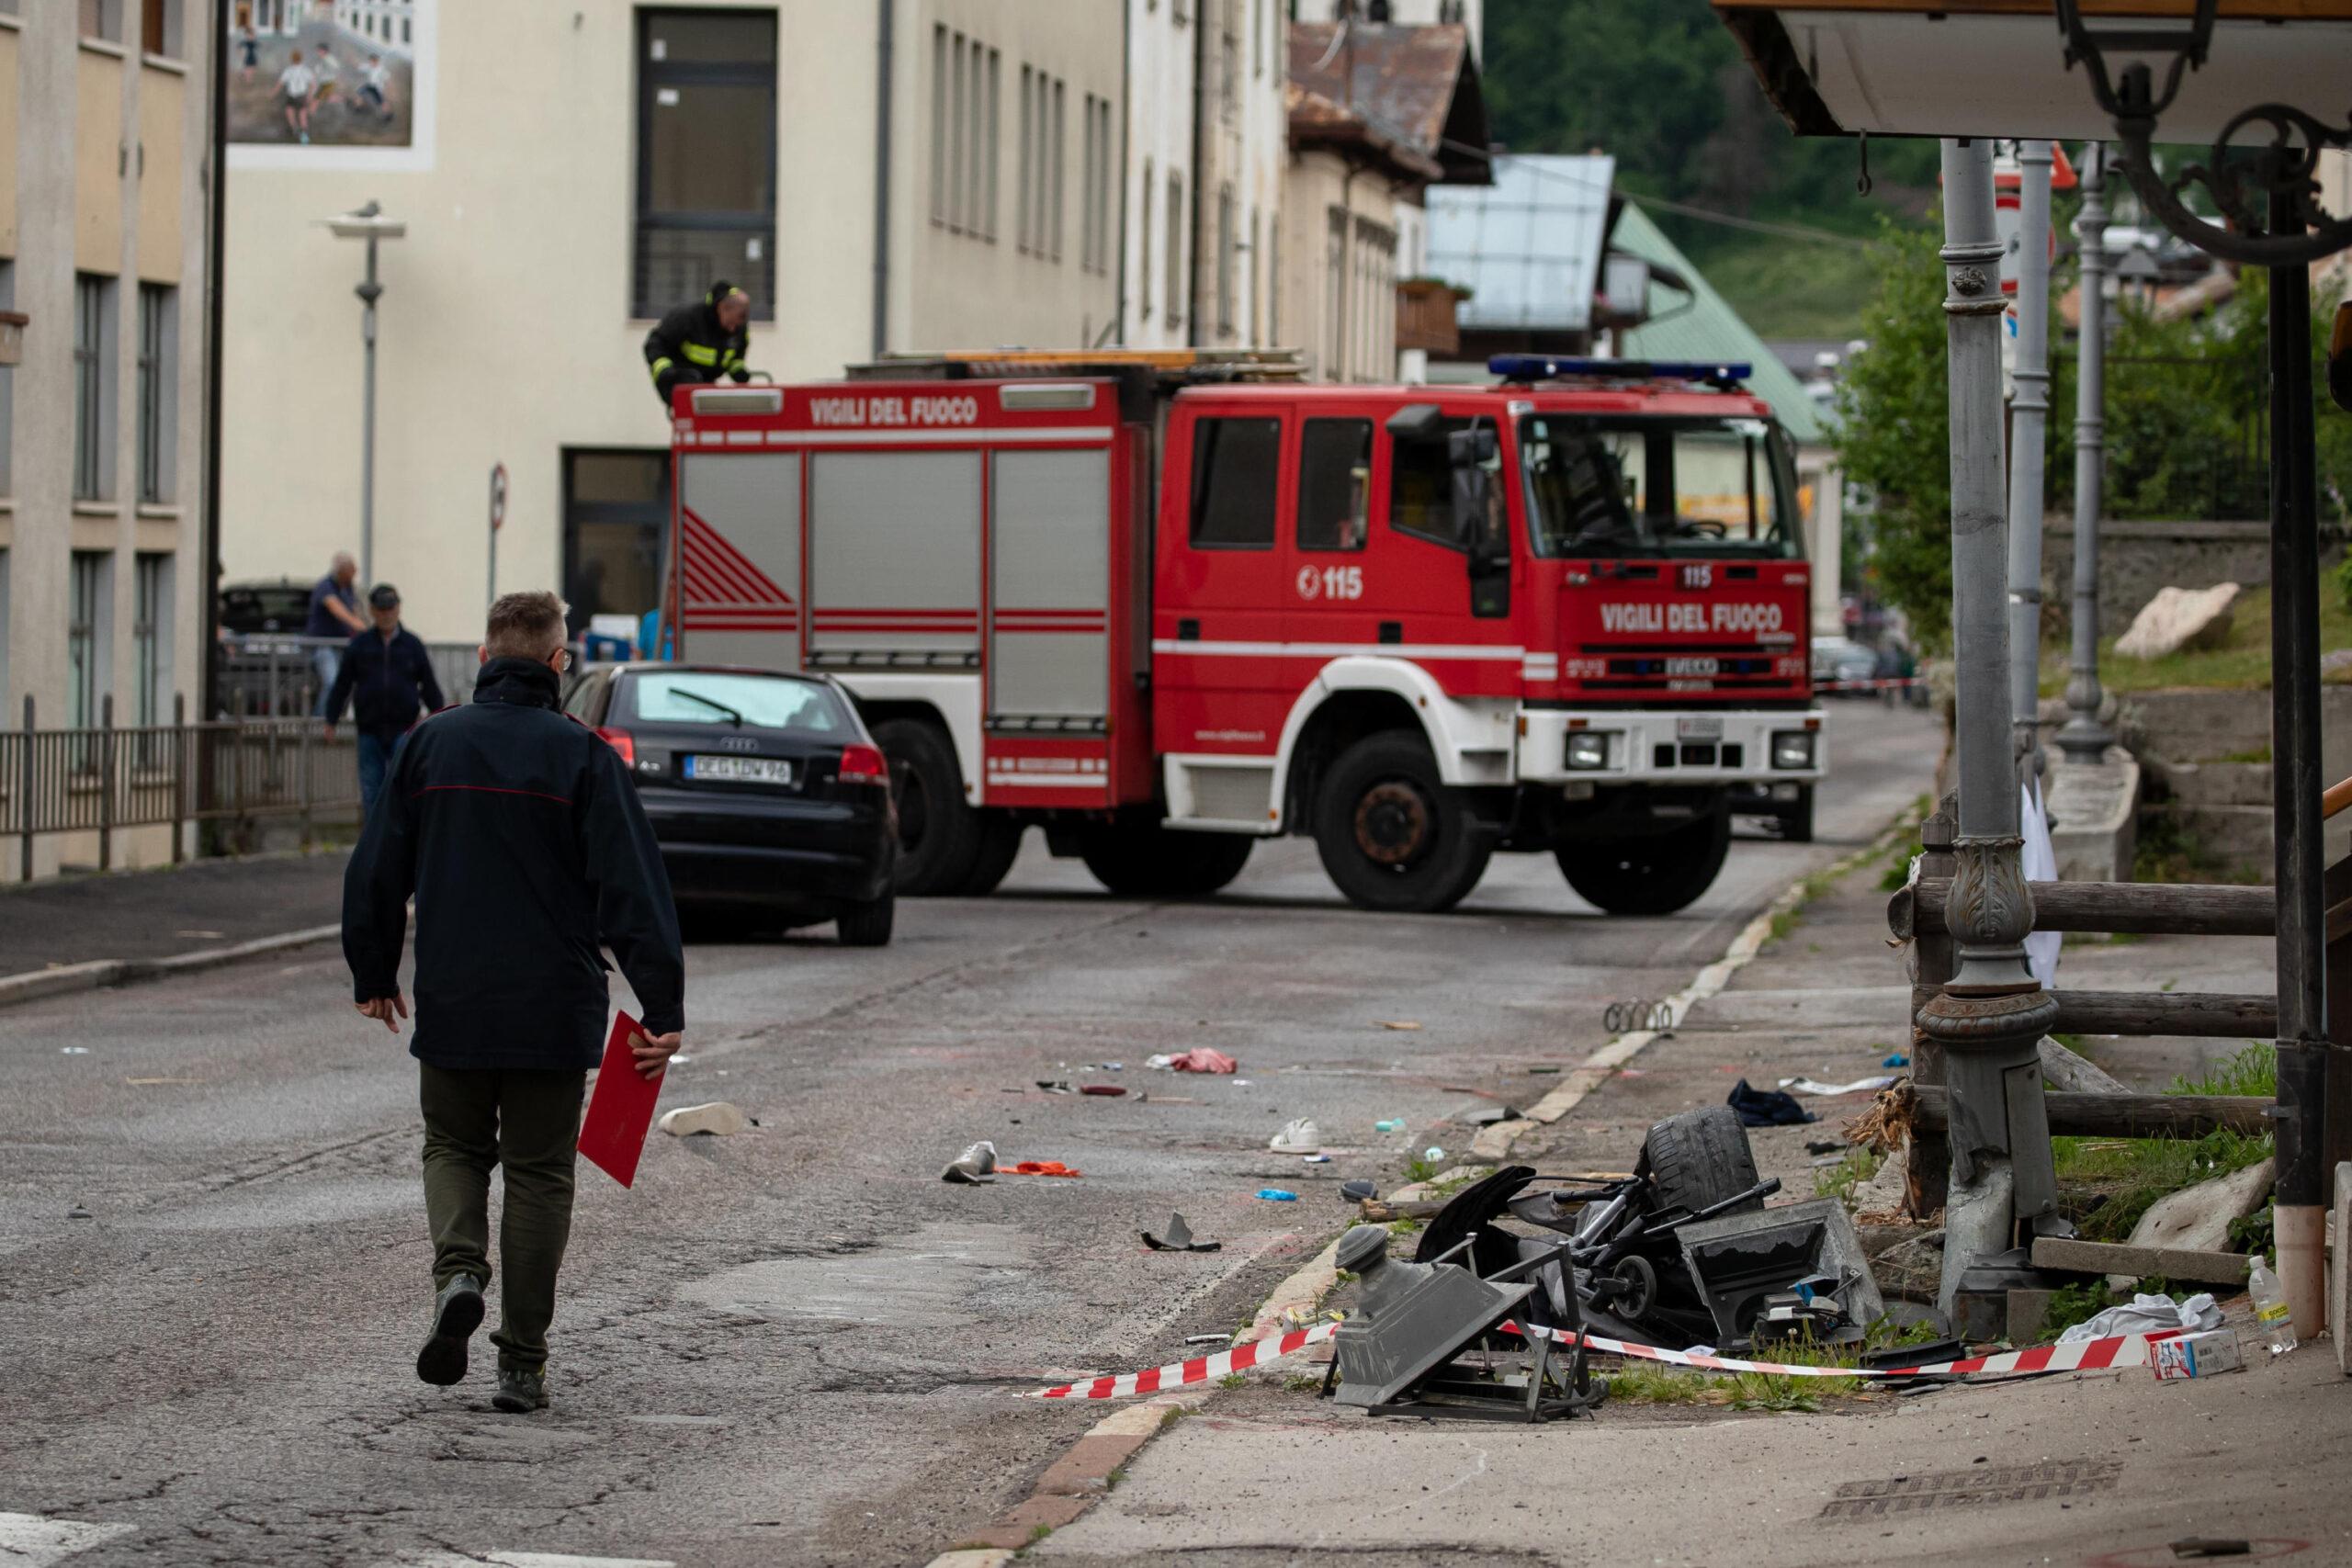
top-left (418, 1064), bottom-right (586, 1369)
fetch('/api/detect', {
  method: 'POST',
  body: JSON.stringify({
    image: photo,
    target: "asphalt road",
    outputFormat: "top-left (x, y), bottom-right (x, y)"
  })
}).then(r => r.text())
top-left (0, 700), bottom-right (1940, 1568)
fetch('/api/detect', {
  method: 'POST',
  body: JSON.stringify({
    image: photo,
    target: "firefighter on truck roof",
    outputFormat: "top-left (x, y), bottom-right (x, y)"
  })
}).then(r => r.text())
top-left (642, 281), bottom-right (752, 410)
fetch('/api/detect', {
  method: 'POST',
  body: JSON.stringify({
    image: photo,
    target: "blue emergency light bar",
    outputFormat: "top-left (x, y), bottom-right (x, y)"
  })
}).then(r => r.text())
top-left (1489, 355), bottom-right (1751, 388)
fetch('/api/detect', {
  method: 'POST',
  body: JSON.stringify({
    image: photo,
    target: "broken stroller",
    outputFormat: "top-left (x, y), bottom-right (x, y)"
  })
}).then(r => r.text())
top-left (1327, 1107), bottom-right (1884, 1420)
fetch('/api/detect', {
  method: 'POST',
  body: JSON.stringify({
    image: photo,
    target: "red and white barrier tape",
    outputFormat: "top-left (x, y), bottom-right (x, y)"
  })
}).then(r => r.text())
top-left (1022, 1320), bottom-right (2179, 1400)
top-left (1026, 1322), bottom-right (1341, 1400)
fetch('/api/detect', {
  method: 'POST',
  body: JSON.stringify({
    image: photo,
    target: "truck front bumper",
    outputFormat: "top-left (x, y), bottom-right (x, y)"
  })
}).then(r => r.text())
top-left (1517, 707), bottom-right (1828, 786)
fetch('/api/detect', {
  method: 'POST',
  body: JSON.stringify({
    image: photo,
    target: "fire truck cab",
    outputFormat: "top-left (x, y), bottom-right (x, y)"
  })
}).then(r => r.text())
top-left (665, 351), bottom-right (1824, 916)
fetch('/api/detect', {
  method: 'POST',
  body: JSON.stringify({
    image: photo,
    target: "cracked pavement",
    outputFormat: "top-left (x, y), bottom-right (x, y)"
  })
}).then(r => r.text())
top-left (0, 703), bottom-right (1937, 1566)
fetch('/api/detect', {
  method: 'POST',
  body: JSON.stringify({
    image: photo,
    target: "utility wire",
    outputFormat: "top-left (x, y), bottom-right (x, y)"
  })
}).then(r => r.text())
top-left (1435, 135), bottom-right (1876, 250)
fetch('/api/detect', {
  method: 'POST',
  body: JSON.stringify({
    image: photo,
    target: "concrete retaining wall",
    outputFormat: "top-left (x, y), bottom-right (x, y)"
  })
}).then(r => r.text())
top-left (2041, 518), bottom-right (2350, 637)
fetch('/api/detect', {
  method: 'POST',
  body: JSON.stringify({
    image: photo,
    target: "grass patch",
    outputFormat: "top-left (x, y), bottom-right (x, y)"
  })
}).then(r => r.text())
top-left (2038, 585), bottom-right (2352, 695)
top-left (1814, 1145), bottom-right (1883, 1205)
top-left (2215, 745), bottom-right (2272, 764)
top-left (1218, 1372), bottom-right (1246, 1390)
top-left (1400, 1155), bottom-right (1441, 1186)
top-left (1767, 868), bottom-right (1838, 945)
top-left (2054, 1125), bottom-right (2273, 1242)
top-left (1385, 1216), bottom-right (1422, 1237)
top-left (2132, 811), bottom-right (2265, 886)
top-left (2171, 1041), bottom-right (2278, 1098)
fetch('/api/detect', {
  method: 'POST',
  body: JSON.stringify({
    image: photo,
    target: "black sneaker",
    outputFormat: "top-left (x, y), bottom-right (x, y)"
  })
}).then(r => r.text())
top-left (414, 1275), bottom-right (485, 1386)
top-left (492, 1362), bottom-right (548, 1413)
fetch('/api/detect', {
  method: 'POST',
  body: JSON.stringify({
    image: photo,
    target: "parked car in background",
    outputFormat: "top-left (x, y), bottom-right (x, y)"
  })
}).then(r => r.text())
top-left (562, 664), bottom-right (899, 945)
top-left (218, 579), bottom-right (316, 636)
top-left (1810, 634), bottom-right (1879, 693)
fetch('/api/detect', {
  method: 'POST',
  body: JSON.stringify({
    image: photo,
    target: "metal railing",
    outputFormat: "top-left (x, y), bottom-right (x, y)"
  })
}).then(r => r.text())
top-left (215, 634), bottom-right (594, 720)
top-left (5, 694), bottom-right (359, 880)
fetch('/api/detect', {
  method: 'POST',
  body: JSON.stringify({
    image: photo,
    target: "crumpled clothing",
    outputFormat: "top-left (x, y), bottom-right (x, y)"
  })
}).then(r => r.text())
top-left (1728, 1077), bottom-right (1815, 1127)
top-left (2056, 1291), bottom-right (2221, 1345)
top-left (1149, 1048), bottom-right (1238, 1074)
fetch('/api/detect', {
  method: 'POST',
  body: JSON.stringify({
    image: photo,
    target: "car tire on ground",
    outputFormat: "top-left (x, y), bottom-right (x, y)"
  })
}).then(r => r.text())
top-left (1781, 785), bottom-right (1815, 845)
top-left (1078, 825), bottom-right (1253, 897)
top-left (1555, 805), bottom-right (1730, 916)
top-left (836, 892), bottom-right (895, 947)
top-left (1635, 1105), bottom-right (1762, 1217)
top-left (872, 718), bottom-right (980, 897)
top-left (1311, 732), bottom-right (1493, 914)
top-left (956, 818), bottom-right (1025, 897)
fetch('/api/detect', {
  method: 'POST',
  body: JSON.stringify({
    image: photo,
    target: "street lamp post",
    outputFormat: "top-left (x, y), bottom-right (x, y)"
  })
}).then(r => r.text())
top-left (320, 202), bottom-right (406, 589)
top-left (2005, 140), bottom-right (2055, 777)
top-left (1921, 139), bottom-right (2064, 1327)
top-left (2057, 145), bottom-right (2115, 763)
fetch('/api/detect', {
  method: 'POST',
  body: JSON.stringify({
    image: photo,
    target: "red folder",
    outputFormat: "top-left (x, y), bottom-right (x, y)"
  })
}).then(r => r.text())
top-left (578, 1010), bottom-right (662, 1188)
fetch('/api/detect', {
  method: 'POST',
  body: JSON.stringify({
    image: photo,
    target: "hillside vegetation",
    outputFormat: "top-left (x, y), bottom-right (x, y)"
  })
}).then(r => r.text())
top-left (1481, 0), bottom-right (1938, 339)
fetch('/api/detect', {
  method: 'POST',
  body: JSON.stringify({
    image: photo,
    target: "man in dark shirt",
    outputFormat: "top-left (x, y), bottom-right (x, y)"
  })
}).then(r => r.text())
top-left (344, 590), bottom-right (685, 1414)
top-left (640, 280), bottom-right (752, 410)
top-left (324, 583), bottom-right (446, 813)
top-left (305, 553), bottom-right (367, 717)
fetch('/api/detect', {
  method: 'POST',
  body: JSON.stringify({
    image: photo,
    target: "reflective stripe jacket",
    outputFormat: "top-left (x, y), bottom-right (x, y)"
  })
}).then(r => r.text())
top-left (641, 298), bottom-right (749, 405)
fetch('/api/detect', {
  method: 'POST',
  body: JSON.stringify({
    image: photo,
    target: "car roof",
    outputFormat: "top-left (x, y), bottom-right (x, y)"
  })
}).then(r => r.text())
top-left (608, 662), bottom-right (837, 684)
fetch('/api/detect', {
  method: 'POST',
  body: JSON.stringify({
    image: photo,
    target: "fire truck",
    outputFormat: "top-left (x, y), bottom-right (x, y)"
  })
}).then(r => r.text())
top-left (662, 351), bottom-right (1824, 915)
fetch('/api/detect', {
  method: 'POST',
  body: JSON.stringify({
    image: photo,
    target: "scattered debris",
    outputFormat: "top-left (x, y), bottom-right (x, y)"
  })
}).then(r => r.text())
top-left (1528, 1065), bottom-right (1562, 1075)
top-left (2030, 1235), bottom-right (2254, 1289)
top-left (60, 1047), bottom-right (90, 1055)
top-left (2167, 1538), bottom-right (2255, 1559)
top-left (942, 1140), bottom-right (999, 1184)
top-left (2153, 1332), bottom-right (2245, 1382)
top-left (2115, 581), bottom-right (2239, 660)
top-left (1728, 1078), bottom-right (1815, 1127)
top-left (1004, 1160), bottom-right (1082, 1178)
top-left (2056, 1291), bottom-right (2222, 1345)
top-left (1271, 1118), bottom-right (1321, 1154)
top-left (1142, 1213), bottom-right (1221, 1253)
top-left (1080, 1085), bottom-right (1127, 1097)
top-left (1340, 1179), bottom-right (1380, 1203)
top-left (1149, 1048), bottom-right (1238, 1073)
top-left (1423, 1146), bottom-right (1446, 1162)
top-left (1463, 1106), bottom-right (1521, 1127)
top-left (1378, 1021), bottom-right (1422, 1031)
top-left (1781, 1075), bottom-right (1898, 1098)
top-left (1881, 1052), bottom-right (1910, 1068)
top-left (1184, 1333), bottom-right (1231, 1345)
top-left (1257, 1189), bottom-right (1299, 1201)
top-left (1303, 1154), bottom-right (1332, 1165)
top-left (657, 1101), bottom-right (752, 1137)
top-left (1805, 1139), bottom-right (1843, 1156)
top-left (2039, 1034), bottom-right (2129, 1093)
top-left (1036, 1080), bottom-right (1074, 1094)
top-left (67, 1204), bottom-right (93, 1221)
top-left (1374, 1118), bottom-right (1406, 1133)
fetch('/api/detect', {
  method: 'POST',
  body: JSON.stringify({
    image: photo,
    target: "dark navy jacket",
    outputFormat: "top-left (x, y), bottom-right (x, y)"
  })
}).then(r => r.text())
top-left (324, 626), bottom-right (445, 740)
top-left (342, 657), bottom-right (685, 1071)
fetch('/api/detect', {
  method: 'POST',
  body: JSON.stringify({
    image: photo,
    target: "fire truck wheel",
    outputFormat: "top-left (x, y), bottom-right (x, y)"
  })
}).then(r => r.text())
top-left (1313, 733), bottom-right (1493, 914)
top-left (1555, 807), bottom-right (1730, 916)
top-left (1780, 786), bottom-right (1815, 844)
top-left (1079, 826), bottom-right (1253, 897)
top-left (956, 818), bottom-right (1025, 897)
top-left (835, 893), bottom-right (896, 947)
top-left (873, 718), bottom-right (982, 897)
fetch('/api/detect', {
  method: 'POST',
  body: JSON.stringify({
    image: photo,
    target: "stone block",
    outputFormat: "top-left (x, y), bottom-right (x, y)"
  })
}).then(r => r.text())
top-left (2115, 582), bottom-right (2241, 660)
top-left (2030, 1235), bottom-right (2254, 1287)
top-left (2129, 1158), bottom-right (2273, 1256)
top-left (2045, 748), bottom-right (2138, 883)
top-left (2007, 1287), bottom-right (2057, 1345)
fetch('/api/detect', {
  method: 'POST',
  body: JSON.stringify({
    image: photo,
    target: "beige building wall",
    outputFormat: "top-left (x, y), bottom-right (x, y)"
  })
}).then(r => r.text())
top-left (2, 5), bottom-right (215, 882)
top-left (1120, 0), bottom-right (1194, 349)
top-left (222, 0), bottom-right (1125, 649)
top-left (1191, 0), bottom-right (1286, 350)
top-left (1280, 145), bottom-right (1404, 383)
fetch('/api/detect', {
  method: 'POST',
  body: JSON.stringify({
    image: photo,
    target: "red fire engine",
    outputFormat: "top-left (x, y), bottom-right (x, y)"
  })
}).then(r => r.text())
top-left (664, 351), bottom-right (1824, 915)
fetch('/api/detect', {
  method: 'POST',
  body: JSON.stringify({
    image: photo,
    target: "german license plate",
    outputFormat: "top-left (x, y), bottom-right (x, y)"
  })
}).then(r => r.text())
top-left (684, 754), bottom-right (794, 786)
top-left (1676, 716), bottom-right (1724, 740)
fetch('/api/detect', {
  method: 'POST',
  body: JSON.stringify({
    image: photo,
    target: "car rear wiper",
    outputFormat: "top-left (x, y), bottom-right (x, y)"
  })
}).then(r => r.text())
top-left (672, 688), bottom-right (746, 727)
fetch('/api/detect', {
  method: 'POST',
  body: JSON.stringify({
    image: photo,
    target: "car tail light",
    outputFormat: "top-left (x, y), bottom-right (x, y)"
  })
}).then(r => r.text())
top-left (595, 727), bottom-right (636, 767)
top-left (839, 742), bottom-right (888, 785)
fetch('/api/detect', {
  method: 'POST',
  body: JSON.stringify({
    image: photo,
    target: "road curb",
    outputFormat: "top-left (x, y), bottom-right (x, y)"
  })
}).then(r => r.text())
top-left (0, 923), bottom-right (342, 1010)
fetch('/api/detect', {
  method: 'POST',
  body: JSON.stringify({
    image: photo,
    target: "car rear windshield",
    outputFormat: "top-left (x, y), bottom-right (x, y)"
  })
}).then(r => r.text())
top-left (1518, 414), bottom-right (1802, 561)
top-left (623, 671), bottom-right (854, 733)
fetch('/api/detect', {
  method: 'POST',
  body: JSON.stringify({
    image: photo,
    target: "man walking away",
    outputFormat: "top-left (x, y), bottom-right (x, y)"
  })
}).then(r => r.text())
top-left (306, 553), bottom-right (367, 717)
top-left (324, 583), bottom-right (445, 814)
top-left (641, 281), bottom-right (752, 411)
top-left (277, 49), bottom-right (316, 142)
top-left (344, 591), bottom-right (684, 1415)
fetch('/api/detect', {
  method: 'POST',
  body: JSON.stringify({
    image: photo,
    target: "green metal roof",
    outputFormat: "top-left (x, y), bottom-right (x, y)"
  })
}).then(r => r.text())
top-left (1611, 203), bottom-right (1827, 446)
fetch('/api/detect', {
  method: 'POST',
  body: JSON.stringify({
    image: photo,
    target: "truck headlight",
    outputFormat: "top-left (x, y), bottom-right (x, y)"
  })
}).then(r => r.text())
top-left (1566, 732), bottom-right (1610, 771)
top-left (1770, 731), bottom-right (1815, 770)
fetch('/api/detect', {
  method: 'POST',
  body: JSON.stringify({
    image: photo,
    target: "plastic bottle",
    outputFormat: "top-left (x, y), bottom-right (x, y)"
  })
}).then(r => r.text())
top-left (2248, 1253), bottom-right (2297, 1355)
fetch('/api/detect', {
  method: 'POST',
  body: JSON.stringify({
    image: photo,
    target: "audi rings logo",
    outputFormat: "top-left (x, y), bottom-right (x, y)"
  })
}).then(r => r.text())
top-left (716, 737), bottom-right (759, 752)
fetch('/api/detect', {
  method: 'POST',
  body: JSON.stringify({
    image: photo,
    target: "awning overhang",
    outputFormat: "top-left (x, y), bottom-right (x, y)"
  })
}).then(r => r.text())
top-left (1715, 1), bottom-right (2352, 142)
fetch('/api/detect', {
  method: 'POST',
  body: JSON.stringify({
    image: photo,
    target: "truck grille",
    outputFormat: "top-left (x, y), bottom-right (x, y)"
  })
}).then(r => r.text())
top-left (1653, 743), bottom-right (1745, 770)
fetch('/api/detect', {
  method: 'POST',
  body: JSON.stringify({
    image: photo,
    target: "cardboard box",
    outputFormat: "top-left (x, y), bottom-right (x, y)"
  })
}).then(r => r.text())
top-left (2153, 1330), bottom-right (2245, 1381)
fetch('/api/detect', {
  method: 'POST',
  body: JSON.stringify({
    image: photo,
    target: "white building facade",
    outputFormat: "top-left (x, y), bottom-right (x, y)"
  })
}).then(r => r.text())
top-left (221, 1), bottom-right (1125, 646)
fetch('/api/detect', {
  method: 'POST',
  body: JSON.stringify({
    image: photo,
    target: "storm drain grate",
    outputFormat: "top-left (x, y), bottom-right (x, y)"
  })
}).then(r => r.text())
top-left (1817, 1459), bottom-right (2122, 1519)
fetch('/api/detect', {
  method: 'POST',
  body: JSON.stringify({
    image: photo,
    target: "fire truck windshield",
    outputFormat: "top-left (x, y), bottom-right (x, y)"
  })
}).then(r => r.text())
top-left (1517, 414), bottom-right (1801, 561)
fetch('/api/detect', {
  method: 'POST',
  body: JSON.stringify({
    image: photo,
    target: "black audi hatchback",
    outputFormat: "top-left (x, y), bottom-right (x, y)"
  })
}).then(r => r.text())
top-left (563, 663), bottom-right (898, 945)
